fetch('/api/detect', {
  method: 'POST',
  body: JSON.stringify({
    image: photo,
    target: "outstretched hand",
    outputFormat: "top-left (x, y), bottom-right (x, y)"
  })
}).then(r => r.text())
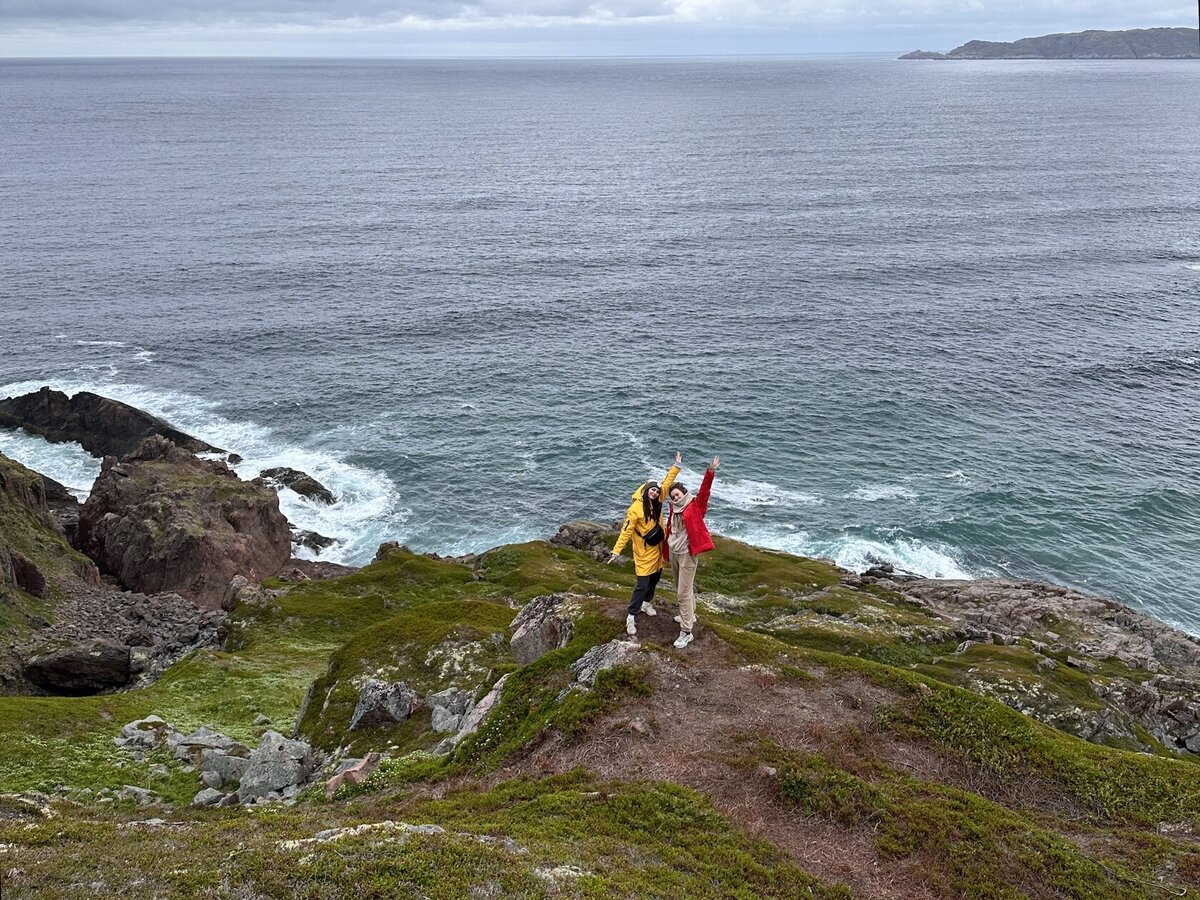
top-left (675, 451), bottom-right (682, 465)
top-left (710, 455), bottom-right (721, 471)
top-left (607, 553), bottom-right (620, 565)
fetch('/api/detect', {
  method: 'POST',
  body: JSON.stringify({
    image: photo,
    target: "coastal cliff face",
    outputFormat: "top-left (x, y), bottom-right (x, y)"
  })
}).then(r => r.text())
top-left (902, 27), bottom-right (1200, 59)
top-left (77, 436), bottom-right (291, 608)
top-left (2, 518), bottom-right (1200, 896)
top-left (1, 389), bottom-right (1199, 897)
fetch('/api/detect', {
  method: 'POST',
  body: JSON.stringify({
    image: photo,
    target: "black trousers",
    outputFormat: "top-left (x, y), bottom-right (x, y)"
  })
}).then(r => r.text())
top-left (628, 569), bottom-right (662, 616)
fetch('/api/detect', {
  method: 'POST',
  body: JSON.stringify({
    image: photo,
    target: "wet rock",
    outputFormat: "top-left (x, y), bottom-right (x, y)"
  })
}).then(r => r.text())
top-left (510, 594), bottom-right (579, 665)
top-left (24, 639), bottom-right (131, 693)
top-left (0, 387), bottom-right (224, 459)
top-left (259, 467), bottom-right (336, 505)
top-left (571, 640), bottom-right (639, 688)
top-left (349, 680), bottom-right (421, 731)
top-left (77, 436), bottom-right (291, 608)
top-left (293, 529), bottom-right (336, 553)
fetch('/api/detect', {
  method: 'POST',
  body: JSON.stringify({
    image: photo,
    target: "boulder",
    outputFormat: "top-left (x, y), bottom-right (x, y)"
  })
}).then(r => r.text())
top-left (260, 467), bottom-right (335, 505)
top-left (571, 640), bottom-right (639, 688)
top-left (193, 788), bottom-right (225, 807)
top-left (349, 680), bottom-right (421, 731)
top-left (510, 594), bottom-right (579, 665)
top-left (237, 730), bottom-right (318, 804)
top-left (324, 751), bottom-right (382, 797)
top-left (199, 749), bottom-right (251, 788)
top-left (442, 674), bottom-right (510, 751)
top-left (293, 529), bottom-right (336, 553)
top-left (77, 436), bottom-right (291, 608)
top-left (427, 687), bottom-right (475, 734)
top-left (170, 726), bottom-right (245, 761)
top-left (549, 521), bottom-right (621, 562)
top-left (24, 639), bottom-right (131, 693)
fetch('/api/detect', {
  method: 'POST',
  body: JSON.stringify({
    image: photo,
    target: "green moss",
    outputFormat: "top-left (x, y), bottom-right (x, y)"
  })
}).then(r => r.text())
top-left (299, 599), bottom-right (517, 754)
top-left (475, 541), bottom-right (632, 602)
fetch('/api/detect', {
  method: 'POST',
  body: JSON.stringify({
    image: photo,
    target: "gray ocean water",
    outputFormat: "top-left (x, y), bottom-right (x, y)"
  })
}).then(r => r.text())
top-left (1, 57), bottom-right (1199, 630)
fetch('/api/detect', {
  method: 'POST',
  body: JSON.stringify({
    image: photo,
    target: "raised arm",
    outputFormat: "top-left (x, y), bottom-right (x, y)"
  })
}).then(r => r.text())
top-left (694, 455), bottom-right (719, 517)
top-left (610, 509), bottom-right (637, 561)
top-left (660, 451), bottom-right (682, 499)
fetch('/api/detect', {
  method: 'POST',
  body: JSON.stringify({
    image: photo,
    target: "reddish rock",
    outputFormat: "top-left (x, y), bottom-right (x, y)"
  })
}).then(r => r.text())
top-left (77, 436), bottom-right (290, 608)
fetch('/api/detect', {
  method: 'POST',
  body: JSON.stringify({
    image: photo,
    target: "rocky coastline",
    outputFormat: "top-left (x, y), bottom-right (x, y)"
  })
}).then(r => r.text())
top-left (3, 386), bottom-right (1200, 897)
top-left (901, 26), bottom-right (1200, 60)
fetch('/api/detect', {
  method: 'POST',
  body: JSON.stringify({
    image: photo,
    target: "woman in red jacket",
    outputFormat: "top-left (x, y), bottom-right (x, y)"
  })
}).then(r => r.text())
top-left (664, 455), bottom-right (719, 649)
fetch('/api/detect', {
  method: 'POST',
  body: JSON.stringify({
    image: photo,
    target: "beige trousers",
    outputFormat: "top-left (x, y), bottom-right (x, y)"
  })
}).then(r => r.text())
top-left (671, 551), bottom-right (698, 631)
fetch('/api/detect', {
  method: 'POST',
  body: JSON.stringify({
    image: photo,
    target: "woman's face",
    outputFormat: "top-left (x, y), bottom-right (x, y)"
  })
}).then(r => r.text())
top-left (669, 488), bottom-right (685, 504)
top-left (646, 486), bottom-right (660, 500)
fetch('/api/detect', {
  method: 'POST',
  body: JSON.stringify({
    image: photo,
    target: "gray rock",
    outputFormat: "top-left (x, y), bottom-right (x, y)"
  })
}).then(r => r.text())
top-left (571, 640), bottom-right (639, 688)
top-left (193, 788), bottom-right (224, 807)
top-left (510, 594), bottom-right (578, 665)
top-left (444, 674), bottom-right (510, 750)
top-left (254, 713), bottom-right (271, 726)
top-left (201, 770), bottom-right (223, 790)
top-left (348, 680), bottom-right (420, 731)
top-left (237, 730), bottom-right (318, 804)
top-left (148, 764), bottom-right (171, 780)
top-left (428, 687), bottom-right (475, 734)
top-left (199, 749), bottom-right (250, 787)
top-left (118, 786), bottom-right (157, 806)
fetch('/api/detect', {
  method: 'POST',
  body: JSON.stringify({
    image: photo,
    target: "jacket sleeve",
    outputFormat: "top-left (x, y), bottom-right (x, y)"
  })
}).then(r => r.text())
top-left (659, 465), bottom-right (681, 503)
top-left (695, 468), bottom-right (715, 518)
top-left (612, 509), bottom-right (637, 557)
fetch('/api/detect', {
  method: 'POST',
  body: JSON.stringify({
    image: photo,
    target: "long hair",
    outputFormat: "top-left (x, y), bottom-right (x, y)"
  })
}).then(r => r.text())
top-left (640, 483), bottom-right (662, 522)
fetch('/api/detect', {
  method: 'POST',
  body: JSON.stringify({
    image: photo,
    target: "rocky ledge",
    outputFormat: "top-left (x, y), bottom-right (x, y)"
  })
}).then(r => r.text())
top-left (78, 436), bottom-right (291, 608)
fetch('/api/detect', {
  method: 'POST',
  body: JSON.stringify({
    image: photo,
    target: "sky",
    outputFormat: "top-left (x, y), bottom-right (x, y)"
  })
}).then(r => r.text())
top-left (0, 0), bottom-right (1194, 57)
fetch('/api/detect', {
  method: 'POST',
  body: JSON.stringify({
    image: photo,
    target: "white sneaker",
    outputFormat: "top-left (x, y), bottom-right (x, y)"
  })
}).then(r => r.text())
top-left (673, 614), bottom-right (697, 625)
top-left (626, 614), bottom-right (637, 636)
top-left (673, 630), bottom-right (694, 649)
top-left (642, 604), bottom-right (657, 617)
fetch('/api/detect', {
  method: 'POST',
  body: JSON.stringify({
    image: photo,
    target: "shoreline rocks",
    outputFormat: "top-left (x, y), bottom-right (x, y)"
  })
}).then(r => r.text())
top-left (0, 387), bottom-right (224, 459)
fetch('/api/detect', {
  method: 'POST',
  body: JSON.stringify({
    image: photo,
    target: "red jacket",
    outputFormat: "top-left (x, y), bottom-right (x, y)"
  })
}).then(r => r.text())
top-left (664, 468), bottom-right (715, 560)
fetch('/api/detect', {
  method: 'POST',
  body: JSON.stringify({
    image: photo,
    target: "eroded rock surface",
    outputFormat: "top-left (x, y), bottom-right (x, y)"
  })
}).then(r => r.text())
top-left (77, 437), bottom-right (290, 608)
top-left (260, 467), bottom-right (335, 505)
top-left (510, 593), bottom-right (580, 665)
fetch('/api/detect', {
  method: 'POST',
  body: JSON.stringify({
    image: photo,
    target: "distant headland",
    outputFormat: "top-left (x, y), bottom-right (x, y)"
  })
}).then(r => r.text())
top-left (901, 27), bottom-right (1200, 59)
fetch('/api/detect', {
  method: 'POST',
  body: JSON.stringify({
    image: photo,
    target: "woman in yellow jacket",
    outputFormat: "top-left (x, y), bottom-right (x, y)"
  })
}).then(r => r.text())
top-left (607, 452), bottom-right (681, 636)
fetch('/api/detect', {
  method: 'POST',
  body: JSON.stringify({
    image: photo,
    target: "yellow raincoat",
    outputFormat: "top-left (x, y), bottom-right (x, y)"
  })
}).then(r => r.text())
top-left (611, 465), bottom-right (680, 576)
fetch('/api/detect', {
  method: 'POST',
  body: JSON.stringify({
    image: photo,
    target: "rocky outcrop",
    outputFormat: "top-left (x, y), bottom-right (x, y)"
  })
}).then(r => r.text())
top-left (77, 437), bottom-right (290, 608)
top-left (349, 680), bottom-right (421, 731)
top-left (510, 593), bottom-right (580, 665)
top-left (428, 688), bottom-right (475, 734)
top-left (0, 387), bottom-right (224, 459)
top-left (15, 586), bottom-right (223, 694)
top-left (324, 752), bottom-right (381, 797)
top-left (439, 674), bottom-right (510, 753)
top-left (549, 521), bottom-right (621, 562)
top-left (571, 640), bottom-right (639, 688)
top-left (24, 639), bottom-right (131, 693)
top-left (868, 576), bottom-right (1200, 755)
top-left (238, 730), bottom-right (319, 804)
top-left (293, 529), bottom-right (336, 553)
top-left (260, 468), bottom-right (335, 505)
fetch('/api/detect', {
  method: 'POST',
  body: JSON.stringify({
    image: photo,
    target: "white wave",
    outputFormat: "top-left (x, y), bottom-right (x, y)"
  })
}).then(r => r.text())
top-left (638, 461), bottom-right (822, 510)
top-left (133, 349), bottom-right (155, 365)
top-left (0, 430), bottom-right (100, 500)
top-left (0, 377), bottom-right (408, 567)
top-left (74, 340), bottom-right (127, 347)
top-left (731, 525), bottom-right (976, 580)
top-left (850, 484), bottom-right (917, 503)
top-left (1185, 264), bottom-right (1200, 271)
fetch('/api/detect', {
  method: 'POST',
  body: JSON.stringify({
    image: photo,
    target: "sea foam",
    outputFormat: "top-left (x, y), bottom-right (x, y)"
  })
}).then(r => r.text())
top-left (0, 378), bottom-right (409, 567)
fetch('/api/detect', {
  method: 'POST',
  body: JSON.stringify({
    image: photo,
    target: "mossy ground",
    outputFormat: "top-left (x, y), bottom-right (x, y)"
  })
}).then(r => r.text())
top-left (2, 533), bottom-right (1200, 897)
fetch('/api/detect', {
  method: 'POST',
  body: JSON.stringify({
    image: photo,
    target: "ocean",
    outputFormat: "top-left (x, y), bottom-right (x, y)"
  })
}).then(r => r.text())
top-left (2, 57), bottom-right (1198, 631)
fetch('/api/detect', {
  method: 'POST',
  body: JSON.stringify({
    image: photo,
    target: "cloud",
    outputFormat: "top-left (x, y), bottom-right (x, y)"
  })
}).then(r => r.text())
top-left (0, 0), bottom-right (1192, 54)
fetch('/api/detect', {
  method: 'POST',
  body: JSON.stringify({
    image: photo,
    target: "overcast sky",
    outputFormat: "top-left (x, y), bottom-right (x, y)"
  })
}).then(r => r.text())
top-left (0, 0), bottom-right (1194, 57)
